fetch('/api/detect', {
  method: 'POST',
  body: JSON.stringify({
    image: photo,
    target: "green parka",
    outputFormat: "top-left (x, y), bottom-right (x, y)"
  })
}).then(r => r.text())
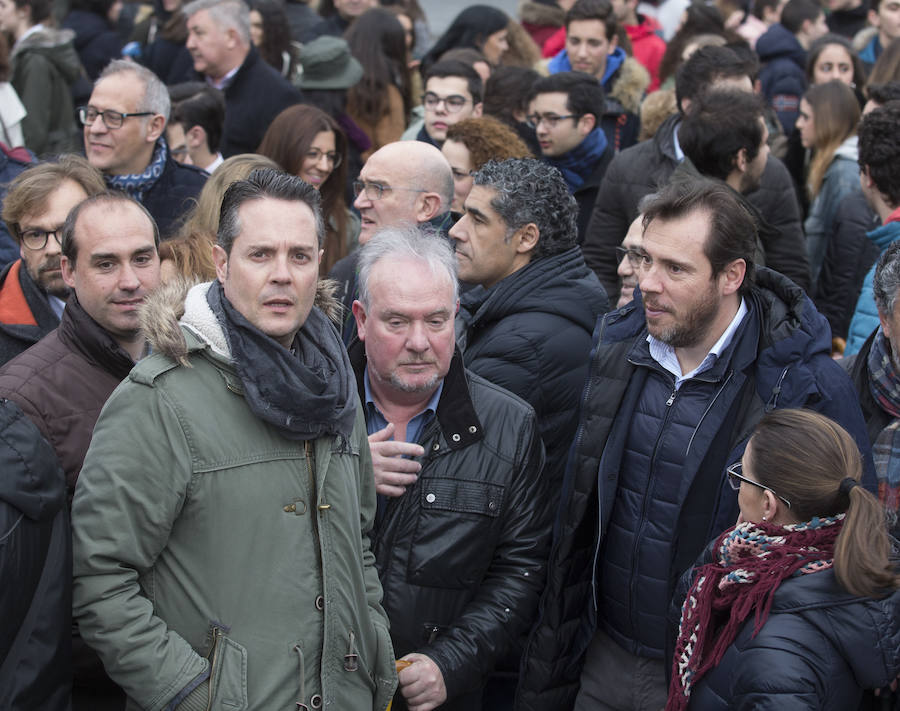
top-left (71, 279), bottom-right (397, 711)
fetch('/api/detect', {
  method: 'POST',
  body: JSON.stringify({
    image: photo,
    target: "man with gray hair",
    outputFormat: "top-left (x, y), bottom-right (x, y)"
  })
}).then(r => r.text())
top-left (71, 169), bottom-right (397, 711)
top-left (82, 60), bottom-right (207, 238)
top-left (451, 158), bottom-right (608, 493)
top-left (184, 0), bottom-right (303, 156)
top-left (349, 225), bottom-right (551, 711)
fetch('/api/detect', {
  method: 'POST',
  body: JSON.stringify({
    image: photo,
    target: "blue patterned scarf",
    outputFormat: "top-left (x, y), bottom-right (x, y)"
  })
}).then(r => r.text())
top-left (548, 127), bottom-right (607, 192)
top-left (105, 138), bottom-right (168, 201)
top-left (866, 328), bottom-right (900, 515)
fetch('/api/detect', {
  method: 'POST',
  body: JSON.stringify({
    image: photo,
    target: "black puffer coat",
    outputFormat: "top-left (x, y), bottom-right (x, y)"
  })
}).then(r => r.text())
top-left (675, 553), bottom-right (900, 710)
top-left (351, 346), bottom-right (552, 711)
top-left (582, 114), bottom-right (809, 296)
top-left (456, 247), bottom-right (608, 490)
top-left (0, 398), bottom-right (71, 711)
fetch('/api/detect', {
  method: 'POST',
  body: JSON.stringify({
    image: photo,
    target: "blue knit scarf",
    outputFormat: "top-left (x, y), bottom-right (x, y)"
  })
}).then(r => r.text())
top-left (105, 138), bottom-right (168, 201)
top-left (548, 127), bottom-right (607, 192)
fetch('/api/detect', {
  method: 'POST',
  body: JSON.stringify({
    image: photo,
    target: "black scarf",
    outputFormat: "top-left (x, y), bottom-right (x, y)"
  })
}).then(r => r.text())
top-left (206, 280), bottom-right (356, 444)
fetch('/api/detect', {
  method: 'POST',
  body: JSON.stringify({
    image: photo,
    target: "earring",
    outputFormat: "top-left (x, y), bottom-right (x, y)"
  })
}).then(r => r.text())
top-left (762, 515), bottom-right (767, 521)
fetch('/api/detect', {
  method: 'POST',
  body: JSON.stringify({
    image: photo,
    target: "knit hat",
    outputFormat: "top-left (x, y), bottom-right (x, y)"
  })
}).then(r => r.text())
top-left (298, 36), bottom-right (363, 90)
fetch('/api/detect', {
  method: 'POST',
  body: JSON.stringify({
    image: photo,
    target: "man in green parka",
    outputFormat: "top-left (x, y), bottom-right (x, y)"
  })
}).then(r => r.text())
top-left (71, 169), bottom-right (398, 711)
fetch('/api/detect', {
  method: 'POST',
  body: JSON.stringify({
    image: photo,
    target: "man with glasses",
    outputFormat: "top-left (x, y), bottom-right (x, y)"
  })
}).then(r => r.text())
top-left (0, 156), bottom-right (106, 366)
top-left (527, 71), bottom-right (612, 243)
top-left (0, 191), bottom-right (161, 710)
top-left (519, 177), bottom-right (874, 711)
top-left (403, 60), bottom-right (483, 149)
top-left (82, 60), bottom-right (207, 239)
top-left (330, 140), bottom-right (453, 343)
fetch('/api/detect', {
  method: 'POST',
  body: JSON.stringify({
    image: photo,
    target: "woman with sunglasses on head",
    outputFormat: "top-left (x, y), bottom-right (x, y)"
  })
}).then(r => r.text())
top-left (257, 104), bottom-right (357, 275)
top-left (668, 408), bottom-right (900, 711)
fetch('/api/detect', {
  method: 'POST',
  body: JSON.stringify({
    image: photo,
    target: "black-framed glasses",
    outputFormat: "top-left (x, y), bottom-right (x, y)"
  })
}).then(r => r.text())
top-left (306, 147), bottom-right (342, 168)
top-left (726, 462), bottom-right (792, 509)
top-left (615, 246), bottom-right (643, 266)
top-left (78, 105), bottom-right (154, 129)
top-left (525, 113), bottom-right (578, 130)
top-left (421, 92), bottom-right (470, 113)
top-left (352, 180), bottom-right (426, 201)
top-left (20, 227), bottom-right (64, 251)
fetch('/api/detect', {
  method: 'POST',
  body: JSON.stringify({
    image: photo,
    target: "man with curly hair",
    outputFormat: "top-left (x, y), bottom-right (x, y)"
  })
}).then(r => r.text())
top-left (527, 72), bottom-right (613, 242)
top-left (451, 158), bottom-right (608, 496)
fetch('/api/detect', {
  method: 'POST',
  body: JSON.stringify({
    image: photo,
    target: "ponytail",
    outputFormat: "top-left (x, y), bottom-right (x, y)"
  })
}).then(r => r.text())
top-left (833, 481), bottom-right (900, 599)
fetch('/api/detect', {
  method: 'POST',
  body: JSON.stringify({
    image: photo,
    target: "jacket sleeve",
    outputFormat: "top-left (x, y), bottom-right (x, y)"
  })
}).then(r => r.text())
top-left (71, 379), bottom-right (209, 711)
top-left (582, 155), bottom-right (634, 296)
top-left (747, 156), bottom-right (810, 292)
top-left (814, 192), bottom-right (879, 340)
top-left (421, 410), bottom-right (551, 699)
top-left (16, 53), bottom-right (53, 156)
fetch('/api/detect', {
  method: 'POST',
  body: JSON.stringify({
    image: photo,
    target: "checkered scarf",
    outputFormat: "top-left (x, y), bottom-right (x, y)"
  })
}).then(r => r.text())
top-left (667, 515), bottom-right (844, 710)
top-left (867, 329), bottom-right (900, 516)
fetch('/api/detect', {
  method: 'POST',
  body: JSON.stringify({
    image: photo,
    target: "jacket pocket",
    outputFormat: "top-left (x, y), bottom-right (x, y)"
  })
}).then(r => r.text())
top-left (352, 623), bottom-right (397, 711)
top-left (407, 478), bottom-right (505, 589)
top-left (208, 628), bottom-right (249, 711)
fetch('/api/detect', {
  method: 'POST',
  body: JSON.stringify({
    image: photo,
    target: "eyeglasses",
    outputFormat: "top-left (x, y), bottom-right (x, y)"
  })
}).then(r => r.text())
top-left (726, 462), bottom-right (792, 509)
top-left (306, 147), bottom-right (342, 168)
top-left (20, 226), bottom-right (64, 251)
top-left (79, 105), bottom-right (154, 129)
top-left (525, 113), bottom-right (578, 130)
top-left (421, 92), bottom-right (470, 113)
top-left (352, 180), bottom-right (426, 201)
top-left (615, 246), bottom-right (643, 266)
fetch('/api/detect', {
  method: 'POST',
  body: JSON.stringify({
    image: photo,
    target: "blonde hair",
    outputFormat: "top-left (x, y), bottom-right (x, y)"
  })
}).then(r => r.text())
top-left (804, 80), bottom-right (860, 198)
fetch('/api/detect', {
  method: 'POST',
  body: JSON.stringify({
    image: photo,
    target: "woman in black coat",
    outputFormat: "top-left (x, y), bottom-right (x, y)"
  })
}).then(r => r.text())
top-left (668, 409), bottom-right (900, 711)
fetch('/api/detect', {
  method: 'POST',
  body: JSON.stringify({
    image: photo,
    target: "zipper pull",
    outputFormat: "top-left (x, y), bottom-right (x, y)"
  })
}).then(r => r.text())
top-left (666, 389), bottom-right (676, 406)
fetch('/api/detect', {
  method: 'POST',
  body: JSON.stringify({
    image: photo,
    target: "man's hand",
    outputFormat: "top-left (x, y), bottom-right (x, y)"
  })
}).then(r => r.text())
top-left (397, 653), bottom-right (447, 711)
top-left (368, 423), bottom-right (423, 497)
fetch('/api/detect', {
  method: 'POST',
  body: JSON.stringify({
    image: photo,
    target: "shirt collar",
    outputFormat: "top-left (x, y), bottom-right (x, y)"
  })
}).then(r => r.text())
top-left (206, 65), bottom-right (240, 90)
top-left (647, 297), bottom-right (748, 386)
top-left (673, 121), bottom-right (684, 162)
top-left (363, 367), bottom-right (443, 420)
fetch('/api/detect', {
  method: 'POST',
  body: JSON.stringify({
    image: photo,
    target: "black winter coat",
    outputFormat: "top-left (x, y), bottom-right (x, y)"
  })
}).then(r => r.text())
top-left (517, 268), bottom-right (876, 711)
top-left (0, 398), bottom-right (71, 711)
top-left (351, 346), bottom-right (552, 711)
top-left (456, 247), bottom-right (608, 491)
top-left (815, 191), bottom-right (880, 341)
top-left (674, 548), bottom-right (900, 710)
top-left (62, 9), bottom-right (123, 81)
top-left (140, 147), bottom-right (207, 239)
top-left (583, 114), bottom-right (809, 296)
top-left (211, 47), bottom-right (303, 157)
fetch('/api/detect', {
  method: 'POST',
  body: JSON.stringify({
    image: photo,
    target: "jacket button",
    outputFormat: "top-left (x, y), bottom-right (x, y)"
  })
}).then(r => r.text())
top-left (426, 493), bottom-right (436, 503)
top-left (310, 694), bottom-right (322, 709)
top-left (451, 433), bottom-right (461, 442)
top-left (468, 425), bottom-right (477, 433)
top-left (488, 501), bottom-right (496, 511)
top-left (432, 443), bottom-right (440, 451)
top-left (315, 595), bottom-right (324, 611)
top-left (283, 504), bottom-right (296, 513)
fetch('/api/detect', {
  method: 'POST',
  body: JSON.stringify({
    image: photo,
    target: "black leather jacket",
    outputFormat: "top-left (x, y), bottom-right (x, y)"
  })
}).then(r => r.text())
top-left (350, 345), bottom-right (552, 710)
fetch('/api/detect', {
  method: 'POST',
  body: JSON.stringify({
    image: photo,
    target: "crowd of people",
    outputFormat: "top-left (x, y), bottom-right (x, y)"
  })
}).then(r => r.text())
top-left (0, 0), bottom-right (899, 709)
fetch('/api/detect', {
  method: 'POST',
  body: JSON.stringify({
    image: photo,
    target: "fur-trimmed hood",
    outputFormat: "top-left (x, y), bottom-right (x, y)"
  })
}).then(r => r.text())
top-left (608, 55), bottom-right (649, 115)
top-left (519, 0), bottom-right (565, 28)
top-left (139, 277), bottom-right (343, 365)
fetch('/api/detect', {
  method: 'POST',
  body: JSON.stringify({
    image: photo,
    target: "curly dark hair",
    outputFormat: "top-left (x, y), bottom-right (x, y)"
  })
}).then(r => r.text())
top-left (250, 0), bottom-right (295, 74)
top-left (445, 116), bottom-right (532, 170)
top-left (345, 7), bottom-right (412, 125)
top-left (858, 101), bottom-right (900, 208)
top-left (472, 158), bottom-right (577, 259)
